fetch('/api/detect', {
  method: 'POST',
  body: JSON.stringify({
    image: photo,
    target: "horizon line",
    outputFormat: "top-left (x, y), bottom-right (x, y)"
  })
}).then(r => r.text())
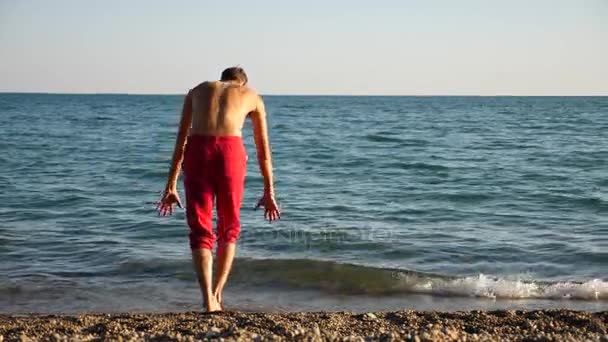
top-left (1, 91), bottom-right (608, 97)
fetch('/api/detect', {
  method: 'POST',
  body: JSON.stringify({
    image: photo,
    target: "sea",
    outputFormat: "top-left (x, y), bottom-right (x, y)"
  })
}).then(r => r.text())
top-left (0, 94), bottom-right (606, 313)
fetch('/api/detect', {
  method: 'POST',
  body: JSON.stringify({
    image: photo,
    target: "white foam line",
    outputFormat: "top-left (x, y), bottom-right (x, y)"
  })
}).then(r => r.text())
top-left (406, 274), bottom-right (607, 300)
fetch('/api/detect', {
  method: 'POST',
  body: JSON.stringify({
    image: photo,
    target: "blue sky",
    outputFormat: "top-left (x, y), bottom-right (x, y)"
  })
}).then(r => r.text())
top-left (0, 0), bottom-right (606, 95)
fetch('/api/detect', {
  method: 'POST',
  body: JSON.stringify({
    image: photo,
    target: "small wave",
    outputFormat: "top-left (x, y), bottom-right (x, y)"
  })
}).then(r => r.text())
top-left (6, 258), bottom-right (607, 303)
top-left (278, 104), bottom-right (310, 111)
top-left (233, 259), bottom-right (608, 300)
top-left (385, 162), bottom-right (450, 172)
top-left (92, 116), bottom-right (114, 121)
top-left (546, 193), bottom-right (608, 213)
top-left (442, 192), bottom-right (492, 203)
top-left (410, 274), bottom-right (607, 300)
top-left (0, 105), bottom-right (18, 111)
top-left (399, 139), bottom-right (430, 147)
top-left (497, 110), bottom-right (516, 115)
top-left (111, 258), bottom-right (608, 301)
top-left (364, 134), bottom-right (403, 143)
top-left (114, 259), bottom-right (190, 278)
top-left (89, 104), bottom-right (114, 111)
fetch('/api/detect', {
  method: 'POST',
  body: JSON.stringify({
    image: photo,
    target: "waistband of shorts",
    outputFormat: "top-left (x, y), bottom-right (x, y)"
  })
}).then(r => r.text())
top-left (187, 134), bottom-right (243, 143)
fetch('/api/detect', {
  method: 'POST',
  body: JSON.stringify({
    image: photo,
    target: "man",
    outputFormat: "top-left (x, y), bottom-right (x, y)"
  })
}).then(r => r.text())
top-left (157, 67), bottom-right (280, 312)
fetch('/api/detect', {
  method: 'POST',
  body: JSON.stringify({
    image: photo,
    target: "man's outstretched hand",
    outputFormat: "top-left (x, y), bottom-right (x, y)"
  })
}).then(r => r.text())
top-left (157, 188), bottom-right (183, 216)
top-left (255, 191), bottom-right (281, 223)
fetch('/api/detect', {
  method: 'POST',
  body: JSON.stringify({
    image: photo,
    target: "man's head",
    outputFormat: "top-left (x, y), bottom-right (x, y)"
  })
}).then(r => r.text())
top-left (221, 66), bottom-right (248, 85)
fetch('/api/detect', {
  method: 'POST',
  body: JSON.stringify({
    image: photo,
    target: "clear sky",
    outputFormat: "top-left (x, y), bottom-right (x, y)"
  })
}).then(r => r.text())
top-left (0, 0), bottom-right (607, 95)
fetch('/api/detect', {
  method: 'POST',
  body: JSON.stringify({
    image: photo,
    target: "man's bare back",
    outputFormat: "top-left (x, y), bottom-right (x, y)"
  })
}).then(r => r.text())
top-left (189, 80), bottom-right (263, 137)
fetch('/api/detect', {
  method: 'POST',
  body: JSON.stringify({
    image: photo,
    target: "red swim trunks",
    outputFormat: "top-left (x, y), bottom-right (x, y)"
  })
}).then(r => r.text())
top-left (182, 135), bottom-right (247, 250)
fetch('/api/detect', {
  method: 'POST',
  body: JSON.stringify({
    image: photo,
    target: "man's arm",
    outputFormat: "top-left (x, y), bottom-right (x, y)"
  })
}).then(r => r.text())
top-left (164, 91), bottom-right (193, 192)
top-left (250, 94), bottom-right (280, 222)
top-left (250, 95), bottom-right (274, 194)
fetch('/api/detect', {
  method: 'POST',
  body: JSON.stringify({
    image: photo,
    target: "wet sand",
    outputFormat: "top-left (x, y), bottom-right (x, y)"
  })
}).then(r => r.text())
top-left (1, 309), bottom-right (606, 341)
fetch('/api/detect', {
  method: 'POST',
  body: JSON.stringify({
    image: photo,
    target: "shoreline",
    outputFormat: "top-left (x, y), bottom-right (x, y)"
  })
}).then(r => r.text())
top-left (1, 309), bottom-right (606, 341)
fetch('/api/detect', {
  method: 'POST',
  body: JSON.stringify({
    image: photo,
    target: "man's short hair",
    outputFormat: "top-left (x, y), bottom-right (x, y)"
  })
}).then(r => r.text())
top-left (221, 66), bottom-right (248, 85)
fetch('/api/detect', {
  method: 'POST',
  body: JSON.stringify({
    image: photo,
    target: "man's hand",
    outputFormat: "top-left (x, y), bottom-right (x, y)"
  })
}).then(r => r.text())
top-left (157, 187), bottom-right (183, 216)
top-left (255, 192), bottom-right (281, 223)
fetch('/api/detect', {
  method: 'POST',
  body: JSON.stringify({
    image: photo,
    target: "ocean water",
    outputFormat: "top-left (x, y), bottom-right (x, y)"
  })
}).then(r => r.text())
top-left (0, 94), bottom-right (606, 313)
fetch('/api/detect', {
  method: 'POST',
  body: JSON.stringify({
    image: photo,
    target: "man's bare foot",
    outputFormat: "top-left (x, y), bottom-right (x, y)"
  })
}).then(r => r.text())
top-left (214, 292), bottom-right (224, 311)
top-left (205, 296), bottom-right (222, 312)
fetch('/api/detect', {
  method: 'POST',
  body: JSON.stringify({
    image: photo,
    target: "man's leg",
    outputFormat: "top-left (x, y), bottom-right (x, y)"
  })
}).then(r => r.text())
top-left (184, 167), bottom-right (218, 311)
top-left (192, 248), bottom-right (220, 312)
top-left (214, 242), bottom-right (236, 308)
top-left (213, 137), bottom-right (247, 309)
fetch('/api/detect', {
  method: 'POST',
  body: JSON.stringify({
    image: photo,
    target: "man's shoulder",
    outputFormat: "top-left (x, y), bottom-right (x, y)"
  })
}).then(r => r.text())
top-left (191, 81), bottom-right (215, 92)
top-left (241, 86), bottom-right (261, 100)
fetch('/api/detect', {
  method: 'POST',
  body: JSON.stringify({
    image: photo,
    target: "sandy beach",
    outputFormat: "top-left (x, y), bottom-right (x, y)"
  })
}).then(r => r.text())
top-left (1, 309), bottom-right (606, 341)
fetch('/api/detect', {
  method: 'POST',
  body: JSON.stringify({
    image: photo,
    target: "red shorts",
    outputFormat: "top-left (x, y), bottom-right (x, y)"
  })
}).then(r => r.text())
top-left (182, 135), bottom-right (247, 250)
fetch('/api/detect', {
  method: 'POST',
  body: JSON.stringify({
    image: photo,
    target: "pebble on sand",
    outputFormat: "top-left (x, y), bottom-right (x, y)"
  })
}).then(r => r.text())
top-left (0, 309), bottom-right (606, 342)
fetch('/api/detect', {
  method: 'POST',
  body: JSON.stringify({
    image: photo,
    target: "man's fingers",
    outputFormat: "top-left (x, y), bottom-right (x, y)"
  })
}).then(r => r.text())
top-left (272, 210), bottom-right (279, 221)
top-left (157, 200), bottom-right (182, 216)
top-left (255, 195), bottom-right (281, 222)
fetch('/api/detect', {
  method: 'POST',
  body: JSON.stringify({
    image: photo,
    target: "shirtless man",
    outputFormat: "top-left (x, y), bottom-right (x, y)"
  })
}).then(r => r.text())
top-left (157, 67), bottom-right (280, 312)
